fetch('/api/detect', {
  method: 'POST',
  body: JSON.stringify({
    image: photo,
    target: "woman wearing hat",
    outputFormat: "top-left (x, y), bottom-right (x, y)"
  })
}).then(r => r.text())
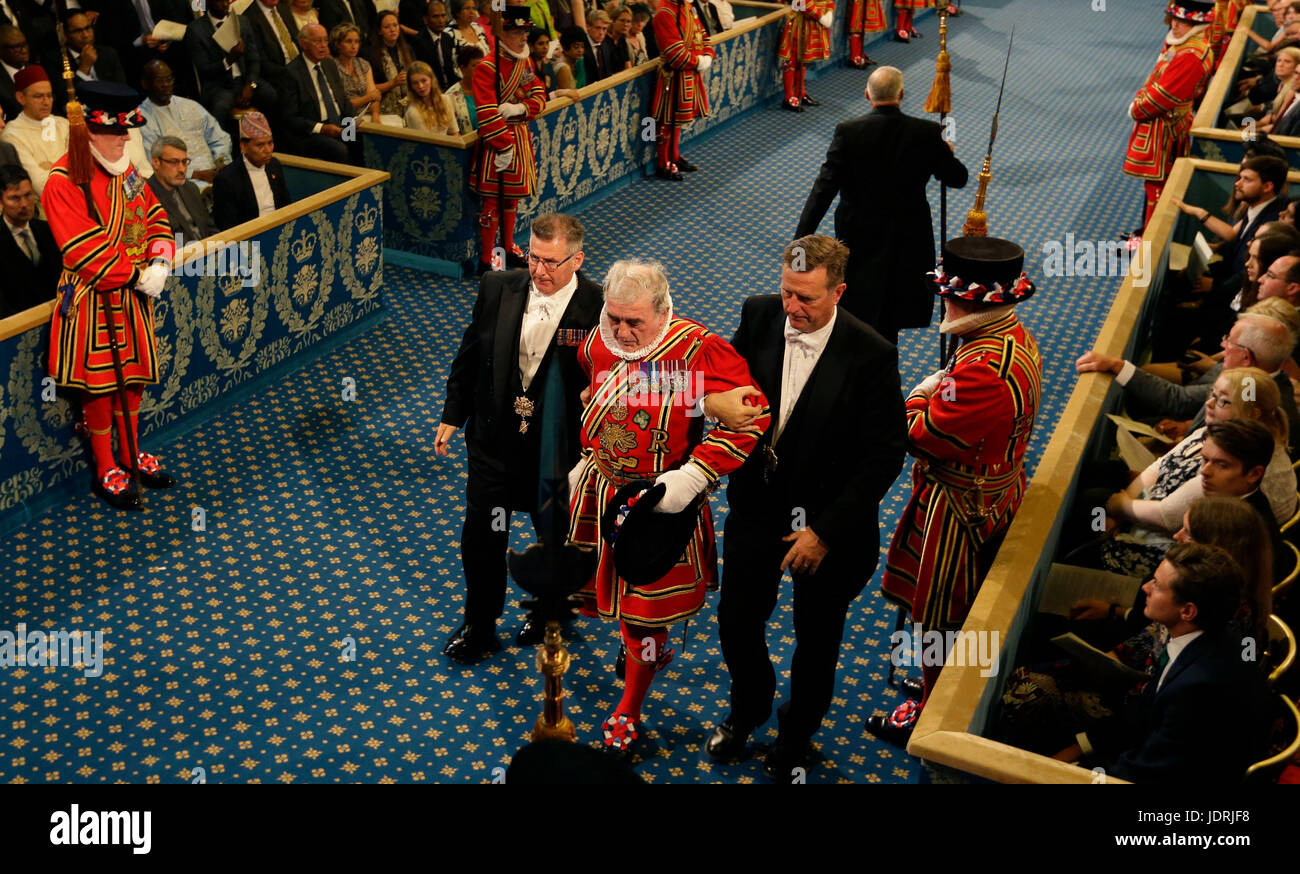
top-left (868, 235), bottom-right (1042, 746)
top-left (43, 80), bottom-right (177, 510)
top-left (1123, 2), bottom-right (1216, 231)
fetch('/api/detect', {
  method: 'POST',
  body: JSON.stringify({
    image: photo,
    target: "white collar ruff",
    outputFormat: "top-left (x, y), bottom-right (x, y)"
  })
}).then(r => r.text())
top-left (599, 295), bottom-right (674, 361)
top-left (90, 144), bottom-right (132, 176)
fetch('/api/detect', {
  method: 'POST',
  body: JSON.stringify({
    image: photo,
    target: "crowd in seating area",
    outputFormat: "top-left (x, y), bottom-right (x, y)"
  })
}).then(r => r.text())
top-left (0, 0), bottom-right (742, 319)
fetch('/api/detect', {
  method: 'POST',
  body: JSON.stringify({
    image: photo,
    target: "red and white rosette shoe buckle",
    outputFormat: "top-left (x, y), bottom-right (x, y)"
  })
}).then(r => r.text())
top-left (136, 452), bottom-right (163, 475)
top-left (101, 467), bottom-right (132, 496)
top-left (601, 713), bottom-right (640, 751)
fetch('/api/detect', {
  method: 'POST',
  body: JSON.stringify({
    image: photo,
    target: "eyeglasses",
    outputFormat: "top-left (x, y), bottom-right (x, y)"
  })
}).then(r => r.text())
top-left (1221, 333), bottom-right (1255, 357)
top-left (159, 157), bottom-right (192, 167)
top-left (526, 249), bottom-right (577, 272)
top-left (1207, 392), bottom-right (1234, 409)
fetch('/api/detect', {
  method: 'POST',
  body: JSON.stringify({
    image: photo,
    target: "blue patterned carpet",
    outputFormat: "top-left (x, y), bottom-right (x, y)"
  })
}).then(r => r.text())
top-left (1, 0), bottom-right (1160, 783)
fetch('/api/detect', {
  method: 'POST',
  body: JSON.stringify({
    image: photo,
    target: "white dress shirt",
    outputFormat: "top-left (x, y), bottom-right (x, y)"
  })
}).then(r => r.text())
top-left (5, 213), bottom-right (38, 262)
top-left (210, 13), bottom-right (243, 80)
top-left (1156, 629), bottom-right (1203, 691)
top-left (245, 160), bottom-right (278, 216)
top-left (518, 273), bottom-right (577, 390)
top-left (139, 96), bottom-right (234, 192)
top-left (306, 59), bottom-right (332, 133)
top-left (775, 308), bottom-right (837, 443)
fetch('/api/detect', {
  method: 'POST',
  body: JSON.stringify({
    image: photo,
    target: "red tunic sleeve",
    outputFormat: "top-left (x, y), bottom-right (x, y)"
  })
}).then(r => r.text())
top-left (686, 331), bottom-right (771, 481)
top-left (1131, 49), bottom-right (1206, 121)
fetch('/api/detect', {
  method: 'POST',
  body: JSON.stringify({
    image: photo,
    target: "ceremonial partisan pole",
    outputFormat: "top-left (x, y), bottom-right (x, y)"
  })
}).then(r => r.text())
top-left (963, 26), bottom-right (1014, 239)
top-left (923, 7), bottom-right (952, 366)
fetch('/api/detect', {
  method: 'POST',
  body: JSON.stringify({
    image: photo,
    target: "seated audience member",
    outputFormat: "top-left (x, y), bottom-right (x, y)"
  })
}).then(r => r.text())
top-left (137, 61), bottom-right (233, 194)
top-left (403, 59), bottom-right (457, 134)
top-left (281, 23), bottom-right (363, 165)
top-left (583, 9), bottom-right (613, 81)
top-left (1258, 248), bottom-right (1300, 306)
top-left (529, 27), bottom-right (554, 89)
top-left (147, 136), bottom-right (219, 242)
top-left (626, 3), bottom-right (652, 64)
top-left (526, 0), bottom-right (558, 42)
top-left (0, 23), bottom-right (30, 123)
top-left (186, 0), bottom-right (280, 127)
top-left (448, 0), bottom-right (490, 56)
top-left (332, 23), bottom-right (381, 123)
top-left (371, 9), bottom-right (415, 125)
top-left (1246, 0), bottom-right (1300, 55)
top-left (318, 0), bottom-right (379, 45)
top-left (1078, 306), bottom-right (1300, 447)
top-left (551, 26), bottom-right (586, 91)
top-left (411, 1), bottom-right (456, 92)
top-left (43, 11), bottom-right (125, 116)
top-left (691, 0), bottom-right (722, 35)
top-left (1236, 225), bottom-right (1300, 311)
top-left (212, 110), bottom-right (291, 229)
top-left (0, 164), bottom-right (59, 318)
top-left (443, 44), bottom-right (482, 133)
top-left (605, 4), bottom-right (632, 72)
top-left (286, 0), bottom-right (321, 36)
top-left (244, 0), bottom-right (302, 91)
top-left (1229, 47), bottom-right (1300, 125)
top-left (1090, 370), bottom-right (1293, 580)
top-left (1051, 542), bottom-right (1269, 785)
top-left (0, 66), bottom-right (64, 214)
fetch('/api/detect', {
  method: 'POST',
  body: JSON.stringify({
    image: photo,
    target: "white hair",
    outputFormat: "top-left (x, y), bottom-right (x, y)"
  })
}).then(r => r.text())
top-left (867, 66), bottom-right (903, 103)
top-left (603, 259), bottom-right (671, 313)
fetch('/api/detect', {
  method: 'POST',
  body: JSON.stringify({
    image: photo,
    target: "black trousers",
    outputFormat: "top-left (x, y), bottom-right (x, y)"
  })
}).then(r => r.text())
top-left (718, 514), bottom-right (869, 744)
top-left (460, 438), bottom-right (542, 626)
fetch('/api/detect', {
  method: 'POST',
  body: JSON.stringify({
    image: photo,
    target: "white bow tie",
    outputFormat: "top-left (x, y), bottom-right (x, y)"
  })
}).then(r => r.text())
top-left (784, 325), bottom-right (818, 356)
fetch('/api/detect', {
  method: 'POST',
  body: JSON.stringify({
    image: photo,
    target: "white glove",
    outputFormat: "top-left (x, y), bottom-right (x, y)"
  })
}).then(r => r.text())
top-left (499, 101), bottom-right (527, 119)
top-left (135, 261), bottom-right (170, 299)
top-left (494, 146), bottom-right (515, 171)
top-left (912, 369), bottom-right (946, 398)
top-left (818, 11), bottom-right (833, 28)
top-left (696, 53), bottom-right (712, 73)
top-left (653, 463), bottom-right (710, 514)
top-left (568, 456), bottom-right (587, 498)
top-left (1128, 99), bottom-right (1138, 121)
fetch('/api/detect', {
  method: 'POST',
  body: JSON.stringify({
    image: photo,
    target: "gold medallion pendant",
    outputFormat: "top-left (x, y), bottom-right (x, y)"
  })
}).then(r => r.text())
top-left (514, 396), bottom-right (534, 433)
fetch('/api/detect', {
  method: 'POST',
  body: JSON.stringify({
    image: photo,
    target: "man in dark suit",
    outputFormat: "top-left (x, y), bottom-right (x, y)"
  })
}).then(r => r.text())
top-left (1, 23), bottom-right (29, 122)
top-left (243, 0), bottom-right (301, 94)
top-left (796, 65), bottom-right (968, 346)
top-left (691, 0), bottom-right (721, 35)
top-left (701, 235), bottom-right (908, 779)
top-left (411, 0), bottom-right (457, 92)
top-left (43, 11), bottom-right (127, 115)
top-left (317, 0), bottom-right (377, 44)
top-left (147, 135), bottom-right (218, 241)
top-left (85, 0), bottom-right (200, 99)
top-left (279, 22), bottom-right (361, 165)
top-left (211, 110), bottom-right (290, 229)
top-left (186, 0), bottom-right (279, 128)
top-left (583, 9), bottom-right (614, 82)
top-left (435, 212), bottom-right (603, 660)
top-left (1054, 542), bottom-right (1269, 784)
top-left (0, 164), bottom-right (60, 317)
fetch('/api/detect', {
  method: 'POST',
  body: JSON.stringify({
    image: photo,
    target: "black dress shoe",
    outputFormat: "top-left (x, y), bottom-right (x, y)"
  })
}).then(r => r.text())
top-left (763, 738), bottom-right (812, 781)
top-left (93, 482), bottom-right (144, 511)
top-left (800, 94), bottom-right (820, 106)
top-left (894, 30), bottom-right (910, 43)
top-left (781, 98), bottom-right (803, 112)
top-left (137, 470), bottom-right (176, 489)
top-left (476, 260), bottom-right (495, 276)
top-left (515, 618), bottom-right (545, 647)
top-left (505, 249), bottom-right (528, 269)
top-left (614, 643), bottom-right (626, 679)
top-left (896, 676), bottom-right (925, 700)
top-left (654, 165), bottom-right (684, 181)
top-left (442, 623), bottom-right (502, 662)
top-left (865, 713), bottom-right (914, 748)
top-left (675, 155), bottom-right (698, 172)
top-left (704, 720), bottom-right (752, 762)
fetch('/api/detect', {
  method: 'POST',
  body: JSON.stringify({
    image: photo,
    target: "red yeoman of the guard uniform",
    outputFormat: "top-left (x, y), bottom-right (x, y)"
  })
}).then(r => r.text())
top-left (1208, 0), bottom-right (1246, 65)
top-left (650, 0), bottom-right (714, 178)
top-left (846, 0), bottom-right (886, 68)
top-left (468, 8), bottom-right (548, 270)
top-left (1123, 3), bottom-right (1214, 229)
top-left (777, 0), bottom-right (833, 111)
top-left (568, 319), bottom-right (769, 625)
top-left (45, 79), bottom-right (176, 510)
top-left (893, 0), bottom-right (927, 42)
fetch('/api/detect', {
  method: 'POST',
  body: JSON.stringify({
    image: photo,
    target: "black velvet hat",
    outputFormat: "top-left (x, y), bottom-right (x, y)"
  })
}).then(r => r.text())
top-left (75, 81), bottom-right (146, 129)
top-left (502, 5), bottom-right (533, 29)
top-left (931, 235), bottom-right (1035, 305)
top-left (600, 480), bottom-right (701, 588)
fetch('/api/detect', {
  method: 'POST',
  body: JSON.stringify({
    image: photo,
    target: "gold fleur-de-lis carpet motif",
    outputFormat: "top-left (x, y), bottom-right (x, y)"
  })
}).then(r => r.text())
top-left (0, 0), bottom-right (1157, 783)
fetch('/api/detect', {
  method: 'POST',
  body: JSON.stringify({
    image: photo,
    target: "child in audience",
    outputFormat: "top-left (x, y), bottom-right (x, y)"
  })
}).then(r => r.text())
top-left (405, 61), bottom-right (460, 135)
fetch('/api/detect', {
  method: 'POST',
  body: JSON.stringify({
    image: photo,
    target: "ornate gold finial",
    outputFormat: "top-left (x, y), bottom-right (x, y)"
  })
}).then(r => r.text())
top-left (531, 621), bottom-right (576, 742)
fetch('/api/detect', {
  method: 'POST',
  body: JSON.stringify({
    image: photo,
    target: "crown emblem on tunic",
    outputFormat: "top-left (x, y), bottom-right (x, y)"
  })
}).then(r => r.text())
top-left (354, 203), bottom-right (379, 235)
top-left (411, 155), bottom-right (441, 184)
top-left (291, 232), bottom-right (318, 262)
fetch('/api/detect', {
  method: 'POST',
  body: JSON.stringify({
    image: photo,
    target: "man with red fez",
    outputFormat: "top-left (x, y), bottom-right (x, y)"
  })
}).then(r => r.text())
top-left (566, 259), bottom-right (770, 754)
top-left (469, 5), bottom-right (548, 275)
top-left (777, 0), bottom-right (833, 113)
top-left (867, 235), bottom-right (1041, 747)
top-left (45, 80), bottom-right (176, 510)
top-left (892, 0), bottom-right (927, 43)
top-left (0, 66), bottom-right (69, 210)
top-left (845, 0), bottom-right (885, 69)
top-left (650, 0), bottom-right (714, 180)
top-left (1124, 1), bottom-right (1216, 231)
